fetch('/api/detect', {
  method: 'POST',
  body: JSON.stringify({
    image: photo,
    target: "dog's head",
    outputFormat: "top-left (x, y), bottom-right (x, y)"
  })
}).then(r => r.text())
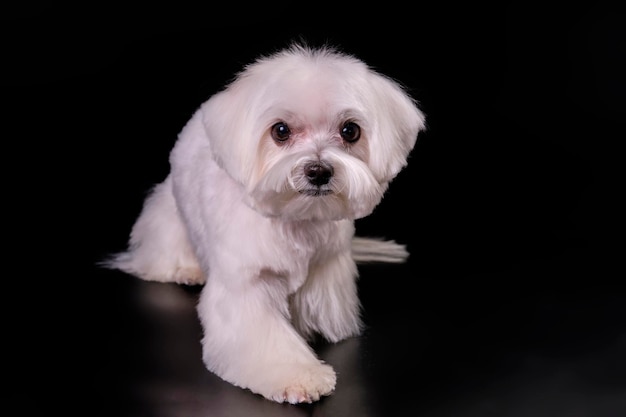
top-left (200, 43), bottom-right (426, 220)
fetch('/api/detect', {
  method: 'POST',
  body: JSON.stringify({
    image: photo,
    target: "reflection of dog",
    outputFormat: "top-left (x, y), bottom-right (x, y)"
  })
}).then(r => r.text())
top-left (104, 43), bottom-right (426, 403)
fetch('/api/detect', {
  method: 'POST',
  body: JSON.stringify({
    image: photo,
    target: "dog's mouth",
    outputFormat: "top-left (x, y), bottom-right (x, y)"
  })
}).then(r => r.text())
top-left (299, 188), bottom-right (334, 197)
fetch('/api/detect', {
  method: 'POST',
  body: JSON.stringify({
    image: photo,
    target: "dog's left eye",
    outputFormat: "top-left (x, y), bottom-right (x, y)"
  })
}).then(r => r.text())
top-left (271, 122), bottom-right (291, 142)
top-left (341, 121), bottom-right (361, 143)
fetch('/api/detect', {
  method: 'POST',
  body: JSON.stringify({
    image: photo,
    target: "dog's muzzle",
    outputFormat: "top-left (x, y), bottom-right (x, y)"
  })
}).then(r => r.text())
top-left (301, 161), bottom-right (334, 196)
top-left (304, 161), bottom-right (333, 186)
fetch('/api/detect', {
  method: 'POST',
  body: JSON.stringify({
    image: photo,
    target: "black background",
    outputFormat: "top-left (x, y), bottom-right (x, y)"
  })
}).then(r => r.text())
top-left (3, 5), bottom-right (625, 416)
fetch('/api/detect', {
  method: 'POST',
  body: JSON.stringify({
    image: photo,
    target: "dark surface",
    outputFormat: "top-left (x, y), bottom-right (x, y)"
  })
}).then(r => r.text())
top-left (4, 6), bottom-right (625, 417)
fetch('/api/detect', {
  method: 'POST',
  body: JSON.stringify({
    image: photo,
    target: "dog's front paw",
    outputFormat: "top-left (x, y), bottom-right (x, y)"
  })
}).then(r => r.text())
top-left (262, 362), bottom-right (336, 404)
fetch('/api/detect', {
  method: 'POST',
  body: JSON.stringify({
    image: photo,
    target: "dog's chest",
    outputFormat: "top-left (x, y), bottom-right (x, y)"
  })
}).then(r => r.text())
top-left (275, 220), bottom-right (347, 261)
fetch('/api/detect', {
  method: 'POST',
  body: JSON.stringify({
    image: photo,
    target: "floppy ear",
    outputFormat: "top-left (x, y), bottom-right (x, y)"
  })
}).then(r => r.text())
top-left (199, 83), bottom-right (261, 186)
top-left (364, 73), bottom-right (426, 183)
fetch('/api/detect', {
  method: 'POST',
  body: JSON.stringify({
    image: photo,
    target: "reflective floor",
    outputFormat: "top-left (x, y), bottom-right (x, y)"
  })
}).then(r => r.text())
top-left (77, 243), bottom-right (625, 417)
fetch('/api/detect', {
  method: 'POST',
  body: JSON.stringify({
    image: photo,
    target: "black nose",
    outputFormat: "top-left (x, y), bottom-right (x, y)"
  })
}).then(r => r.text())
top-left (304, 162), bottom-right (333, 186)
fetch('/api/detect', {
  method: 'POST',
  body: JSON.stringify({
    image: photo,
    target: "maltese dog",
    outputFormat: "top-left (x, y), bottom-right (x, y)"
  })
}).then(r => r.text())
top-left (104, 43), bottom-right (426, 404)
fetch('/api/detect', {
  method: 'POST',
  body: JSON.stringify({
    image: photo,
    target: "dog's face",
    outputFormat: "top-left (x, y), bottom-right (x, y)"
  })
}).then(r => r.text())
top-left (200, 45), bottom-right (426, 220)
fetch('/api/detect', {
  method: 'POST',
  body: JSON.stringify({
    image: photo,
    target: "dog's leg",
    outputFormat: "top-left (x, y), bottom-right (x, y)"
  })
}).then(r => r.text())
top-left (197, 271), bottom-right (337, 404)
top-left (102, 176), bottom-right (204, 285)
top-left (290, 251), bottom-right (363, 343)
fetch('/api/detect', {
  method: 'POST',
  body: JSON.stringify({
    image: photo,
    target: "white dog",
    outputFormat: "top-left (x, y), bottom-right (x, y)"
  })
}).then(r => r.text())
top-left (104, 43), bottom-right (426, 404)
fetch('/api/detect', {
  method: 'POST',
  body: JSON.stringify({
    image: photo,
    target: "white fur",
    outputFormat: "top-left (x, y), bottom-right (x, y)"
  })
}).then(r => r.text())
top-left (103, 43), bottom-right (425, 403)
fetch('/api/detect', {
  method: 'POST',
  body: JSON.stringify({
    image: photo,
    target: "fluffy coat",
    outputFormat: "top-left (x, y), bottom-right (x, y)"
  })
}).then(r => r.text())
top-left (104, 43), bottom-right (426, 403)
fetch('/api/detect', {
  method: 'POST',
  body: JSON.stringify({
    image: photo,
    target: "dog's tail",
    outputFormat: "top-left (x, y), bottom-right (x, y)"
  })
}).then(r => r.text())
top-left (351, 237), bottom-right (409, 264)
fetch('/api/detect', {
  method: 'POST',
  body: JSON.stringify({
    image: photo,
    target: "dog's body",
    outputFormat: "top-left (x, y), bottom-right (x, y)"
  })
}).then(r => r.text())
top-left (104, 43), bottom-right (425, 403)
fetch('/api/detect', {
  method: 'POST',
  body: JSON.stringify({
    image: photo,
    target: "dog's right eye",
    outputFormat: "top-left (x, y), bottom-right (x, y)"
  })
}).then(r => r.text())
top-left (271, 122), bottom-right (291, 143)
